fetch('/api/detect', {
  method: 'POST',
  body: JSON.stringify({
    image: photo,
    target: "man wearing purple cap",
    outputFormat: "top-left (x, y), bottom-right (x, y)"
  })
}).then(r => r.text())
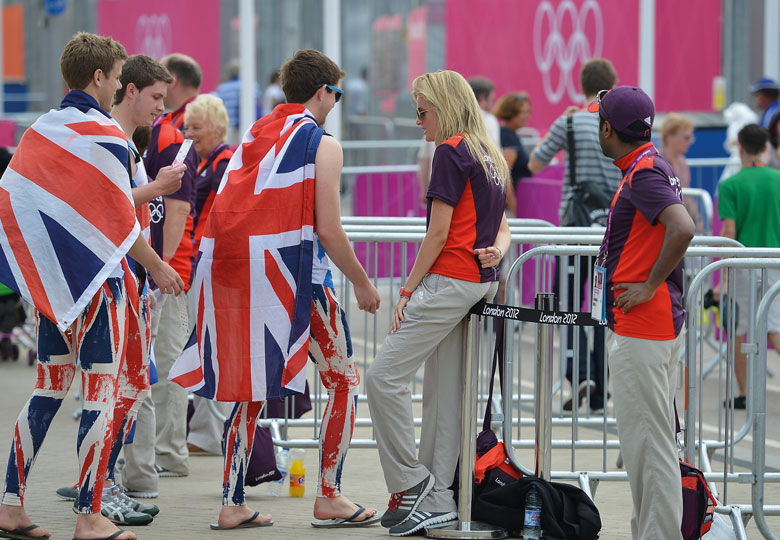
top-left (589, 86), bottom-right (694, 540)
top-left (751, 77), bottom-right (780, 129)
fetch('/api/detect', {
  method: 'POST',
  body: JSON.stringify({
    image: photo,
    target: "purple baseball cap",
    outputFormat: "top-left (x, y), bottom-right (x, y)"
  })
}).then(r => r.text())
top-left (587, 86), bottom-right (655, 138)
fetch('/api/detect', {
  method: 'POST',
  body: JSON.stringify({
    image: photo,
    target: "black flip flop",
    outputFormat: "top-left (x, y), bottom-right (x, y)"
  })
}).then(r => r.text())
top-left (0, 524), bottom-right (50, 540)
top-left (311, 505), bottom-right (383, 528)
top-left (210, 511), bottom-right (274, 530)
top-left (72, 529), bottom-right (128, 540)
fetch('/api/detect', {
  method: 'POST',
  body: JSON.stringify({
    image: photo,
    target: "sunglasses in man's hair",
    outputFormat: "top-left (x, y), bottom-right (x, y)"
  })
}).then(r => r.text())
top-left (317, 83), bottom-right (343, 103)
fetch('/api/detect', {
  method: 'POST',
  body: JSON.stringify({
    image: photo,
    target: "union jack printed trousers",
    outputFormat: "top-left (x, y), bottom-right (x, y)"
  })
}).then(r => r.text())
top-left (222, 284), bottom-right (357, 505)
top-left (2, 278), bottom-right (128, 513)
top-left (105, 293), bottom-right (151, 483)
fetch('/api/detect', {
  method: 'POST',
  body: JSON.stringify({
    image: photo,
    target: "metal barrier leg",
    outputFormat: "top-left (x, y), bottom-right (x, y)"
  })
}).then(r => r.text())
top-left (536, 293), bottom-right (555, 479)
top-left (426, 314), bottom-right (506, 539)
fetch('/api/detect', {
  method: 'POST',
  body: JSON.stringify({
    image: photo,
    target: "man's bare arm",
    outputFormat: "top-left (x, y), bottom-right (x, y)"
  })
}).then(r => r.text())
top-left (314, 135), bottom-right (380, 313)
top-left (127, 234), bottom-right (184, 294)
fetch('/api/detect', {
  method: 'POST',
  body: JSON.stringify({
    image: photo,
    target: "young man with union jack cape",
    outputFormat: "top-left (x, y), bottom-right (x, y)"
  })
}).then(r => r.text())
top-left (0, 33), bottom-right (183, 540)
top-left (169, 49), bottom-right (382, 530)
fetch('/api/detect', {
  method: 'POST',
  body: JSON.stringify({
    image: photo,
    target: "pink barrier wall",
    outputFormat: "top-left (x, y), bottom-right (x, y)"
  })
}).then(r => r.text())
top-left (0, 120), bottom-right (15, 147)
top-left (352, 172), bottom-right (425, 278)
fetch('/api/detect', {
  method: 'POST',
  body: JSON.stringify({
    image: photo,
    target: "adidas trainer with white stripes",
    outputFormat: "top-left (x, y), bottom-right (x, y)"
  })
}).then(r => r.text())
top-left (380, 474), bottom-right (434, 528)
top-left (389, 510), bottom-right (457, 536)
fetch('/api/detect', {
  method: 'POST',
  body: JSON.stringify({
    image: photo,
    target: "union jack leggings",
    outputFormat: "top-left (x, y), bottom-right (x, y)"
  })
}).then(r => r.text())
top-left (2, 278), bottom-right (127, 514)
top-left (222, 284), bottom-right (357, 505)
top-left (105, 293), bottom-right (151, 483)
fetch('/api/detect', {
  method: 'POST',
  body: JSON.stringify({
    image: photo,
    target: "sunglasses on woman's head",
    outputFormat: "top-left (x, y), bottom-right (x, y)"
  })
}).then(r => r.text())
top-left (416, 108), bottom-right (429, 119)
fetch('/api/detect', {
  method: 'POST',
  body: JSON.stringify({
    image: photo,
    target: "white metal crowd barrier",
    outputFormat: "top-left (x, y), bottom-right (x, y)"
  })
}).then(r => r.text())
top-left (247, 220), bottom-right (780, 536)
top-left (505, 244), bottom-right (780, 538)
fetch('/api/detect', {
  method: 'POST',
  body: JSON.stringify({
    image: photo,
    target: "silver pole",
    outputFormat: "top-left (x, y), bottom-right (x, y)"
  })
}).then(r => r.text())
top-left (638, 0), bottom-right (656, 100)
top-left (427, 314), bottom-right (506, 539)
top-left (238, 0), bottom-right (256, 137)
top-left (322, 0), bottom-right (342, 140)
top-left (535, 293), bottom-right (555, 480)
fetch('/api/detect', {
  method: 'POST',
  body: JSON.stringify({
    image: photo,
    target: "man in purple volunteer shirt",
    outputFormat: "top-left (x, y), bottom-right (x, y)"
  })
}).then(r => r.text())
top-left (590, 86), bottom-right (694, 540)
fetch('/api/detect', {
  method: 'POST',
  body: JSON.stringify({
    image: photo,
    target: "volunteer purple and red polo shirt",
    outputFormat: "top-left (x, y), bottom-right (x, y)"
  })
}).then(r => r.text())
top-left (598, 142), bottom-right (686, 340)
top-left (426, 133), bottom-right (506, 283)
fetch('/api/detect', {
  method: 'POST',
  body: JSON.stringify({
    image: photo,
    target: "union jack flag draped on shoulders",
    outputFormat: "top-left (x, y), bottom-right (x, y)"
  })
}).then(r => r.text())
top-left (0, 93), bottom-right (139, 330)
top-left (170, 104), bottom-right (324, 402)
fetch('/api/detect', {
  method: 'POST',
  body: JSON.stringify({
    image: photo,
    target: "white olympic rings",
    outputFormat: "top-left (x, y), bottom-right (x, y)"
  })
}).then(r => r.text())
top-left (135, 14), bottom-right (173, 60)
top-left (533, 0), bottom-right (604, 104)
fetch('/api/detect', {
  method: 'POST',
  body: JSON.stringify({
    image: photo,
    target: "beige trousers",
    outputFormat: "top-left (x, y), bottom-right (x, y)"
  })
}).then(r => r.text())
top-left (608, 330), bottom-right (684, 540)
top-left (366, 273), bottom-right (497, 513)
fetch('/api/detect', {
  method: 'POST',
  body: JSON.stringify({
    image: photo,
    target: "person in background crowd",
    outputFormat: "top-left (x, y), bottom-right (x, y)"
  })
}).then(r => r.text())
top-left (182, 94), bottom-right (235, 456)
top-left (262, 70), bottom-right (286, 115)
top-left (716, 123), bottom-right (780, 410)
top-left (467, 76), bottom-right (501, 148)
top-left (751, 77), bottom-right (780, 129)
top-left (529, 58), bottom-right (620, 415)
top-left (659, 113), bottom-right (701, 230)
top-left (592, 85), bottom-right (694, 540)
top-left (214, 59), bottom-right (262, 144)
top-left (367, 70), bottom-right (511, 537)
top-left (493, 91), bottom-right (533, 214)
top-left (121, 52), bottom-right (201, 499)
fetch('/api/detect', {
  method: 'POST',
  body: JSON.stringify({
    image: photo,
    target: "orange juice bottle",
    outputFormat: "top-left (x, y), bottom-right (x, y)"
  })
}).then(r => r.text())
top-left (288, 449), bottom-right (305, 497)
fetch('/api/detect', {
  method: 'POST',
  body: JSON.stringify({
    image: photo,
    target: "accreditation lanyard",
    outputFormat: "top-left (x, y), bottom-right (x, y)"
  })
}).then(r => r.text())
top-left (591, 145), bottom-right (657, 322)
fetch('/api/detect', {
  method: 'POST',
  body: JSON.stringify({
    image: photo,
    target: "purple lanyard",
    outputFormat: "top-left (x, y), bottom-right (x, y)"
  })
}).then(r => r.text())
top-left (599, 146), bottom-right (657, 265)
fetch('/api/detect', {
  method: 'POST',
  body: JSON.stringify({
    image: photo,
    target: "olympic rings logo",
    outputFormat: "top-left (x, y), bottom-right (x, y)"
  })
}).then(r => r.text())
top-left (135, 14), bottom-right (172, 60)
top-left (149, 198), bottom-right (165, 224)
top-left (533, 0), bottom-right (604, 104)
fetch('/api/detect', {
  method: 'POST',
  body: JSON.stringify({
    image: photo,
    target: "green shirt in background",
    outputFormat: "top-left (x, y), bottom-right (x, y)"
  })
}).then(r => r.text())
top-left (717, 162), bottom-right (780, 248)
top-left (0, 283), bottom-right (14, 297)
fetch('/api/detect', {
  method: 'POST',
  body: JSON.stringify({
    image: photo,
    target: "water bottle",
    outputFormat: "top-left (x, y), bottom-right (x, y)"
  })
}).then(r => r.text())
top-left (288, 448), bottom-right (305, 497)
top-left (266, 448), bottom-right (289, 497)
top-left (522, 484), bottom-right (542, 540)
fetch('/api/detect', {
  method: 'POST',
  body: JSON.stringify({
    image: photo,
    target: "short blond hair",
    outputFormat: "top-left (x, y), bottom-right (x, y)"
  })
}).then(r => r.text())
top-left (185, 94), bottom-right (229, 142)
top-left (661, 113), bottom-right (694, 145)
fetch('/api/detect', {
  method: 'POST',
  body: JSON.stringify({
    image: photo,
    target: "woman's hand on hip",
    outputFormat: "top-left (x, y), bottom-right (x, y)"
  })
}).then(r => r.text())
top-left (391, 297), bottom-right (410, 333)
top-left (474, 246), bottom-right (503, 268)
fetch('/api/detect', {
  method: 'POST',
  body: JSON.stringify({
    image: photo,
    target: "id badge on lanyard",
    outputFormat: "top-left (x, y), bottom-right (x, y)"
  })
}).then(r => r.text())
top-left (591, 264), bottom-right (607, 323)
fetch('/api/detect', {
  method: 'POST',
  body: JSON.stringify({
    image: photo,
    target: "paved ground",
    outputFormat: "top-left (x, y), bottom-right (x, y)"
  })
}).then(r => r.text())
top-left (3, 302), bottom-right (780, 539)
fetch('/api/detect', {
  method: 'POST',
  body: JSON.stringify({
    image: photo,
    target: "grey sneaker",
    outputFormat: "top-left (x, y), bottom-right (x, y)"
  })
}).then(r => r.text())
top-left (154, 464), bottom-right (187, 478)
top-left (123, 488), bottom-right (158, 499)
top-left (56, 484), bottom-right (78, 501)
top-left (114, 485), bottom-right (159, 516)
top-left (381, 475), bottom-right (434, 528)
top-left (389, 510), bottom-right (457, 536)
top-left (73, 494), bottom-right (153, 526)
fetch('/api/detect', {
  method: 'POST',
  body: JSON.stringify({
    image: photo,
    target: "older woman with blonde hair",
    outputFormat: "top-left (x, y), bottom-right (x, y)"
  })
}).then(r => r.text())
top-left (366, 70), bottom-right (511, 536)
top-left (181, 94), bottom-right (235, 457)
